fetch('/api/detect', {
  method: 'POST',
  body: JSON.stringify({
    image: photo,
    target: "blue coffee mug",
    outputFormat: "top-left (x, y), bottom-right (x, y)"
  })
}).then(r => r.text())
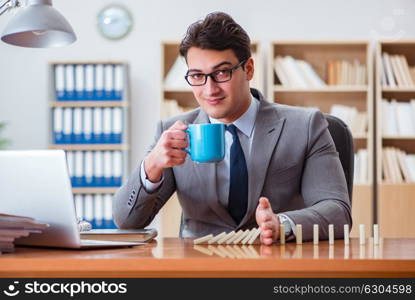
top-left (184, 123), bottom-right (225, 163)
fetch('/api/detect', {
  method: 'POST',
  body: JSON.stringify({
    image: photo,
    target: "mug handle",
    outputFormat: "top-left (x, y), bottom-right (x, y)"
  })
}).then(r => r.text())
top-left (183, 129), bottom-right (190, 154)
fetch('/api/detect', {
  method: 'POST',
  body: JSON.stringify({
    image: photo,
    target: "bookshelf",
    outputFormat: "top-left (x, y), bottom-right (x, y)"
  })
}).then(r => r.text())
top-left (159, 41), bottom-right (264, 237)
top-left (268, 41), bottom-right (374, 238)
top-left (48, 61), bottom-right (130, 229)
top-left (376, 41), bottom-right (415, 238)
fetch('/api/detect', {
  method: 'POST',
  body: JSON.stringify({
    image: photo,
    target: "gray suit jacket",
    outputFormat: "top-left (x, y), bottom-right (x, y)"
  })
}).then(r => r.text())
top-left (113, 89), bottom-right (352, 241)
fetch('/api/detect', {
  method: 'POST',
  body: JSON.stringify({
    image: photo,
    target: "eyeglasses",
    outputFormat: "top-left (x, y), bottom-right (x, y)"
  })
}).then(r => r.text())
top-left (184, 60), bottom-right (247, 86)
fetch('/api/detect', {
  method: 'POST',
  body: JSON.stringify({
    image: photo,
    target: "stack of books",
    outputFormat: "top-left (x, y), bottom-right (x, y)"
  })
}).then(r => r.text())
top-left (327, 59), bottom-right (367, 85)
top-left (382, 147), bottom-right (415, 183)
top-left (274, 55), bottom-right (326, 88)
top-left (0, 213), bottom-right (49, 254)
top-left (330, 104), bottom-right (367, 136)
top-left (381, 53), bottom-right (415, 88)
top-left (354, 149), bottom-right (368, 184)
top-left (382, 99), bottom-right (415, 136)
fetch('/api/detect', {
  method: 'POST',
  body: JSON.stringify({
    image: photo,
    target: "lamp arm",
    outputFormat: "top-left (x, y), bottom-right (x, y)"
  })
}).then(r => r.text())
top-left (0, 0), bottom-right (19, 16)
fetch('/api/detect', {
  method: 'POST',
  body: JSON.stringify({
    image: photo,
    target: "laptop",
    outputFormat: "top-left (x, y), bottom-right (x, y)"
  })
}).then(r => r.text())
top-left (0, 150), bottom-right (142, 249)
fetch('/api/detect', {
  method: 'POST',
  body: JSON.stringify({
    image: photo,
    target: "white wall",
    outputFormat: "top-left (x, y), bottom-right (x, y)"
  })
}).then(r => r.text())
top-left (0, 0), bottom-right (414, 168)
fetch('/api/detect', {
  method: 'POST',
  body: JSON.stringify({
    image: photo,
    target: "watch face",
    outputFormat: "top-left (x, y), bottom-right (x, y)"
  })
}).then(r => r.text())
top-left (97, 5), bottom-right (133, 40)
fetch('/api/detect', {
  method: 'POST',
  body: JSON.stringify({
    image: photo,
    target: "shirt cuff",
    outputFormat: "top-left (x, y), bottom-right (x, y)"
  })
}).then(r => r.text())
top-left (140, 160), bottom-right (164, 192)
top-left (277, 213), bottom-right (296, 239)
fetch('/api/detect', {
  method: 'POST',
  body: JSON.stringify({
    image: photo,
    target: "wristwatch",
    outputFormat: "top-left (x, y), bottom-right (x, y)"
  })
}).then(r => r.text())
top-left (278, 215), bottom-right (293, 238)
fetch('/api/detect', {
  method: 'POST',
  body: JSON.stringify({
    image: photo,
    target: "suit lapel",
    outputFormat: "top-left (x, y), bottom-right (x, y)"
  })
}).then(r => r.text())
top-left (239, 96), bottom-right (286, 227)
top-left (191, 110), bottom-right (236, 227)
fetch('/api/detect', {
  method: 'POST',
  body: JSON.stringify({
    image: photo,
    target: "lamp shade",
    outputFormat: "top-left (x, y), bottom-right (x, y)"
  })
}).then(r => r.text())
top-left (1, 0), bottom-right (76, 48)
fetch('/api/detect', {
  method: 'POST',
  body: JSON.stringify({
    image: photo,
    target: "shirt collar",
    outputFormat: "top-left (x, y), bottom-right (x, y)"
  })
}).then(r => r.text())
top-left (209, 94), bottom-right (259, 138)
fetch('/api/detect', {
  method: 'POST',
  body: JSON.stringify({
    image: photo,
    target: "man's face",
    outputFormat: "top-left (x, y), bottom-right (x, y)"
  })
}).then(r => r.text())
top-left (185, 47), bottom-right (254, 123)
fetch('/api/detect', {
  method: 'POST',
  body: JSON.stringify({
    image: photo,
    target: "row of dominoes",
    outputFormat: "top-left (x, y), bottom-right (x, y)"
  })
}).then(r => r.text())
top-left (290, 224), bottom-right (380, 245)
top-left (194, 224), bottom-right (381, 245)
top-left (193, 244), bottom-right (260, 259)
top-left (193, 228), bottom-right (261, 245)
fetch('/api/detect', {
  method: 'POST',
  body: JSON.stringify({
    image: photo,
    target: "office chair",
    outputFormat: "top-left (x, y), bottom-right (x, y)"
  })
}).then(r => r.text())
top-left (324, 114), bottom-right (354, 204)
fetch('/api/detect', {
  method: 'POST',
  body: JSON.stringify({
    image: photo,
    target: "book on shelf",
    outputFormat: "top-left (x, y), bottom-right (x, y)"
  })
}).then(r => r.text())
top-left (382, 99), bottom-right (415, 136)
top-left (160, 99), bottom-right (196, 118)
top-left (0, 213), bottom-right (49, 253)
top-left (327, 59), bottom-right (366, 86)
top-left (382, 147), bottom-right (415, 183)
top-left (329, 104), bottom-right (367, 137)
top-left (80, 228), bottom-right (157, 243)
top-left (381, 53), bottom-right (415, 88)
top-left (354, 149), bottom-right (368, 184)
top-left (274, 55), bottom-right (325, 88)
top-left (54, 63), bottom-right (124, 101)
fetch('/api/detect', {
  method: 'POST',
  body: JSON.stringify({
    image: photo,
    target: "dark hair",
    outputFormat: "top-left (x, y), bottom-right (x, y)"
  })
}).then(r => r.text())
top-left (179, 12), bottom-right (251, 64)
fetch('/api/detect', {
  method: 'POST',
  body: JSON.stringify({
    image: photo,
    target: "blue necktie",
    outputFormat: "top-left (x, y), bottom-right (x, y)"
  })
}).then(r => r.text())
top-left (227, 124), bottom-right (248, 224)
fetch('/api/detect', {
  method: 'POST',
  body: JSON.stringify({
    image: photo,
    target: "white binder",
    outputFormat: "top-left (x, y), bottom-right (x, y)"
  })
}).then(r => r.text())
top-left (84, 151), bottom-right (94, 185)
top-left (62, 108), bottom-right (73, 142)
top-left (104, 64), bottom-right (114, 97)
top-left (53, 107), bottom-right (63, 142)
top-left (85, 64), bottom-right (94, 97)
top-left (84, 194), bottom-right (94, 223)
top-left (93, 108), bottom-right (103, 142)
top-left (95, 64), bottom-right (104, 97)
top-left (83, 108), bottom-right (93, 143)
top-left (94, 194), bottom-right (104, 228)
top-left (55, 64), bottom-right (65, 99)
top-left (75, 64), bottom-right (85, 99)
top-left (65, 64), bottom-right (75, 98)
top-left (73, 108), bottom-right (83, 142)
top-left (74, 194), bottom-right (84, 219)
top-left (65, 151), bottom-right (74, 177)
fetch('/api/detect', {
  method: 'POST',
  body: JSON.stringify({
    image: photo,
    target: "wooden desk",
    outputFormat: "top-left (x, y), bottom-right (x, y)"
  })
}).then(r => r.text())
top-left (1, 238), bottom-right (415, 277)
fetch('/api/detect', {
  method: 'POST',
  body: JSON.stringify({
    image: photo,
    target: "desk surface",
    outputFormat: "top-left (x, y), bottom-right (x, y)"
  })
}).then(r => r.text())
top-left (1, 238), bottom-right (415, 277)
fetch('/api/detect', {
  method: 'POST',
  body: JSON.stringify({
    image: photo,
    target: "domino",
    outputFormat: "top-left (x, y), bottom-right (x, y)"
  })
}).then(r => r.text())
top-left (208, 245), bottom-right (226, 258)
top-left (240, 245), bottom-right (253, 258)
top-left (233, 229), bottom-right (250, 244)
top-left (328, 224), bottom-right (334, 245)
top-left (218, 245), bottom-right (235, 258)
top-left (313, 245), bottom-right (319, 259)
top-left (313, 224), bottom-right (319, 245)
top-left (296, 224), bottom-right (302, 245)
top-left (248, 228), bottom-right (261, 245)
top-left (217, 231), bottom-right (235, 245)
top-left (226, 230), bottom-right (244, 244)
top-left (193, 234), bottom-right (213, 245)
top-left (344, 224), bottom-right (350, 245)
top-left (241, 228), bottom-right (256, 245)
top-left (208, 232), bottom-right (226, 244)
top-left (226, 245), bottom-right (242, 258)
top-left (359, 224), bottom-right (365, 245)
top-left (247, 245), bottom-right (260, 258)
top-left (373, 224), bottom-right (379, 245)
top-left (279, 224), bottom-right (285, 245)
top-left (232, 245), bottom-right (246, 258)
top-left (193, 245), bottom-right (213, 256)
top-left (344, 244), bottom-right (350, 259)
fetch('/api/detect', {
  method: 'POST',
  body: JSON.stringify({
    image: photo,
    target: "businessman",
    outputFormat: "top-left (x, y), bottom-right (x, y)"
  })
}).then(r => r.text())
top-left (113, 12), bottom-right (351, 245)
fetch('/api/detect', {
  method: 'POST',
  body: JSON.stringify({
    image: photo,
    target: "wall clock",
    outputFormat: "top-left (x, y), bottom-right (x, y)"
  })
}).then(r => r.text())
top-left (97, 5), bottom-right (133, 40)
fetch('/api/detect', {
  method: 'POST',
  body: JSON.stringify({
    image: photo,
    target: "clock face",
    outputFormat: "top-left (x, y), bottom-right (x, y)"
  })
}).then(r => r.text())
top-left (97, 5), bottom-right (133, 40)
